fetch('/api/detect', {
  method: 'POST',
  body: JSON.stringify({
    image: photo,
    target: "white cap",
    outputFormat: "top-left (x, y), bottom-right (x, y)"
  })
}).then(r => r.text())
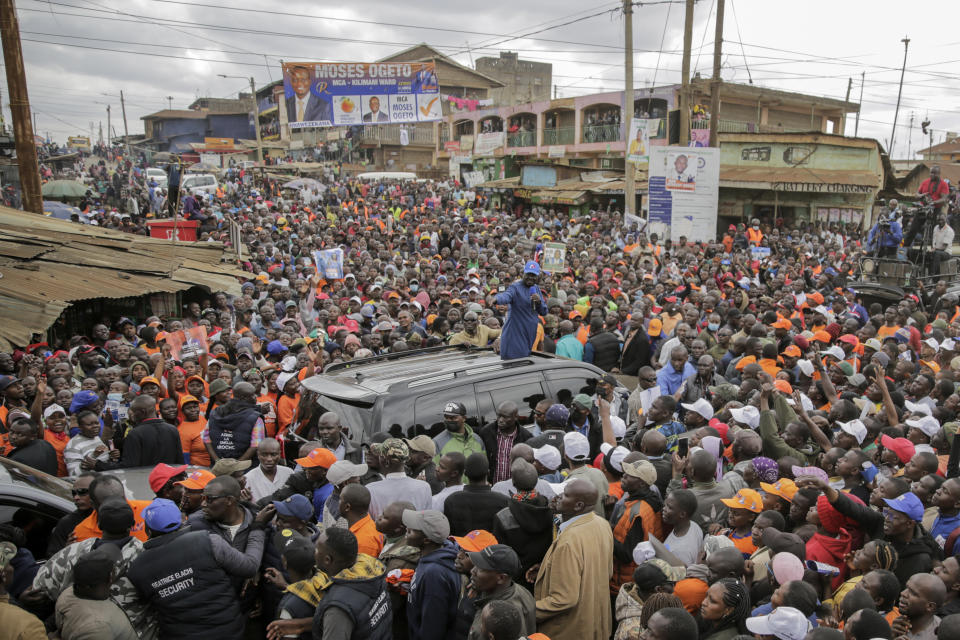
top-left (822, 345), bottom-right (846, 361)
top-left (533, 444), bottom-right (562, 470)
top-left (276, 371), bottom-right (298, 393)
top-left (43, 404), bottom-right (66, 419)
top-left (746, 606), bottom-right (812, 640)
top-left (942, 338), bottom-right (956, 351)
top-left (562, 432), bottom-right (590, 461)
top-left (924, 337), bottom-right (941, 352)
top-left (609, 416), bottom-right (627, 441)
top-left (729, 405), bottom-right (760, 429)
top-left (906, 415), bottom-right (941, 438)
top-left (813, 305), bottom-right (833, 319)
top-left (837, 419), bottom-right (867, 444)
top-left (796, 359), bottom-right (815, 377)
top-left (904, 400), bottom-right (933, 416)
top-left (326, 460), bottom-right (368, 485)
top-left (632, 541), bottom-right (656, 565)
top-left (280, 355), bottom-right (298, 372)
top-left (598, 444), bottom-right (630, 472)
top-left (680, 398), bottom-right (714, 420)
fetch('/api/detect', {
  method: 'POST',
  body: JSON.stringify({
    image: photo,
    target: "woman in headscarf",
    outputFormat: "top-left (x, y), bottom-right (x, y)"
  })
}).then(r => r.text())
top-left (700, 436), bottom-right (725, 480)
top-left (748, 457), bottom-right (779, 489)
top-left (698, 578), bottom-right (750, 640)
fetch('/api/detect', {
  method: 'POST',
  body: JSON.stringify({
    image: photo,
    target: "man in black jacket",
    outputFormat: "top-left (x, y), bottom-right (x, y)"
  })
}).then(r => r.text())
top-left (443, 454), bottom-right (509, 537)
top-left (800, 475), bottom-right (941, 588)
top-left (618, 319), bottom-right (652, 376)
top-left (93, 395), bottom-right (182, 470)
top-left (491, 460), bottom-right (553, 588)
top-left (205, 382), bottom-right (263, 464)
top-left (479, 401), bottom-right (532, 485)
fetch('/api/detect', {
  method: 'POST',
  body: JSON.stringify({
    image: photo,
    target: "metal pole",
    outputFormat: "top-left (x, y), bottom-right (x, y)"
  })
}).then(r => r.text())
top-left (708, 0), bottom-right (725, 147)
top-left (0, 0), bottom-right (43, 213)
top-left (250, 77), bottom-right (264, 165)
top-left (843, 77), bottom-right (852, 135)
top-left (679, 0), bottom-right (694, 146)
top-left (854, 71), bottom-right (864, 136)
top-left (120, 90), bottom-right (132, 160)
top-left (623, 0), bottom-right (635, 216)
top-left (107, 104), bottom-right (111, 147)
top-left (889, 36), bottom-right (909, 157)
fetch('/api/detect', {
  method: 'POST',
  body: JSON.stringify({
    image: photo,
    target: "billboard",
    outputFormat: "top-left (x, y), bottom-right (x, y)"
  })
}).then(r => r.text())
top-left (647, 146), bottom-right (720, 243)
top-left (67, 136), bottom-right (91, 150)
top-left (281, 61), bottom-right (442, 129)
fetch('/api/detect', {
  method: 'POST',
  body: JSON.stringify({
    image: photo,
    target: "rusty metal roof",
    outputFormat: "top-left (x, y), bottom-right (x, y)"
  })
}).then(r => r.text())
top-left (0, 206), bottom-right (243, 350)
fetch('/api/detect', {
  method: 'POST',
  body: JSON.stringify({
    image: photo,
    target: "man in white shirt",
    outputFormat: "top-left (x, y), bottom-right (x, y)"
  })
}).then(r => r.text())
top-left (931, 215), bottom-right (955, 275)
top-left (367, 438), bottom-right (433, 518)
top-left (243, 438), bottom-right (294, 502)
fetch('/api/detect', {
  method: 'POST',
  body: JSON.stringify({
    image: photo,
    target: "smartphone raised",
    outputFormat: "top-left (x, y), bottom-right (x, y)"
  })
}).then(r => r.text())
top-left (677, 437), bottom-right (689, 458)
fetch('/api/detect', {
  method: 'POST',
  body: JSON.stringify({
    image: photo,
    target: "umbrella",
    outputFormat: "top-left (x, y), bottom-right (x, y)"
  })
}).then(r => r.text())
top-left (41, 180), bottom-right (88, 199)
top-left (43, 200), bottom-right (82, 219)
top-left (282, 178), bottom-right (321, 190)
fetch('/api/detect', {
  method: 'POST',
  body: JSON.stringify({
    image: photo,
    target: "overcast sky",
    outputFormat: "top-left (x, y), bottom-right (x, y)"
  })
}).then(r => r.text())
top-left (4, 0), bottom-right (959, 158)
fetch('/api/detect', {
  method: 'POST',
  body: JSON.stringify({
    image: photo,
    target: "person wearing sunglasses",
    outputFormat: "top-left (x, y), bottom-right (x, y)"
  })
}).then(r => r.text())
top-left (47, 472), bottom-right (97, 556)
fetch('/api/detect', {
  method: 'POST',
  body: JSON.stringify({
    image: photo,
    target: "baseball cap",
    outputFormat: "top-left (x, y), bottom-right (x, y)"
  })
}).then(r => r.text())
top-left (770, 551), bottom-right (805, 584)
top-left (837, 419), bottom-right (868, 445)
top-left (782, 345), bottom-right (802, 357)
top-left (729, 405), bottom-right (760, 429)
top-left (451, 529), bottom-right (498, 552)
top-left (621, 459), bottom-right (657, 485)
top-left (176, 469), bottom-right (216, 490)
top-left (97, 496), bottom-right (135, 532)
top-left (772, 318), bottom-right (793, 330)
top-left (906, 415), bottom-right (941, 438)
top-left (327, 460), bottom-right (368, 485)
top-left (760, 478), bottom-right (798, 503)
top-left (405, 435), bottom-right (437, 458)
top-left (904, 400), bottom-right (933, 416)
top-left (846, 373), bottom-right (868, 388)
top-left (796, 359), bottom-right (815, 377)
top-left (523, 260), bottom-right (541, 276)
top-left (883, 492), bottom-right (924, 522)
top-left (647, 318), bottom-right (663, 336)
top-left (212, 458), bottom-right (252, 476)
top-left (544, 404), bottom-right (569, 426)
top-left (273, 494), bottom-right (315, 521)
top-left (571, 394), bottom-right (592, 410)
top-left (402, 509), bottom-right (450, 544)
top-left (295, 447), bottom-right (338, 469)
top-left (267, 340), bottom-right (289, 355)
top-left (533, 444), bottom-right (561, 471)
top-left (863, 338), bottom-right (882, 352)
top-left (370, 438), bottom-right (409, 461)
top-left (562, 432), bottom-right (590, 461)
top-left (880, 434), bottom-right (915, 465)
top-left (43, 404), bottom-right (66, 419)
top-left (773, 380), bottom-right (793, 394)
top-left (468, 544), bottom-right (521, 577)
top-left (0, 542), bottom-right (16, 571)
top-left (680, 398), bottom-right (714, 420)
top-left (142, 498), bottom-right (183, 533)
top-left (747, 606), bottom-right (811, 640)
top-left (148, 463), bottom-right (187, 493)
top-left (709, 383), bottom-right (739, 403)
top-left (721, 488), bottom-right (764, 513)
top-left (822, 345), bottom-right (846, 361)
top-left (442, 401), bottom-right (466, 416)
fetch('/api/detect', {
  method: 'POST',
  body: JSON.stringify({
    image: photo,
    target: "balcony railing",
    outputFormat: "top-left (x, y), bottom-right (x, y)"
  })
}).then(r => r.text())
top-left (715, 119), bottom-right (816, 134)
top-left (439, 127), bottom-right (451, 144)
top-left (507, 131), bottom-right (536, 147)
top-left (582, 124), bottom-right (621, 143)
top-left (543, 127), bottom-right (575, 146)
top-left (354, 124), bottom-right (437, 146)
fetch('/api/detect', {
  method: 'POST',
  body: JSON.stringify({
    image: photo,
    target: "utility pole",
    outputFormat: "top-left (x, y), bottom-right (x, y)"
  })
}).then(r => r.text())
top-left (708, 0), bottom-right (725, 147)
top-left (623, 0), bottom-right (635, 216)
top-left (854, 71), bottom-right (864, 136)
top-left (249, 77), bottom-right (264, 165)
top-left (889, 36), bottom-right (909, 157)
top-left (679, 0), bottom-right (695, 146)
top-left (120, 90), bottom-right (132, 159)
top-left (907, 111), bottom-right (914, 158)
top-left (166, 96), bottom-right (173, 109)
top-left (106, 104), bottom-right (111, 147)
top-left (0, 0), bottom-right (43, 213)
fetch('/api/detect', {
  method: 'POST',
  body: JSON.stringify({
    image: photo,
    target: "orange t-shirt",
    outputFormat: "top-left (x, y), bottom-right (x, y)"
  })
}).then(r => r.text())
top-left (74, 499), bottom-right (152, 543)
top-left (277, 394), bottom-right (300, 436)
top-left (43, 430), bottom-right (70, 477)
top-left (257, 395), bottom-right (278, 439)
top-left (178, 418), bottom-right (209, 466)
top-left (877, 325), bottom-right (901, 339)
top-left (728, 530), bottom-right (757, 557)
top-left (350, 514), bottom-right (385, 558)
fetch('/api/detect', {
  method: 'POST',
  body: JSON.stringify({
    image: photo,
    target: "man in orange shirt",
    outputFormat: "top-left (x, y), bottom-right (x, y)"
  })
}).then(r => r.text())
top-left (73, 473), bottom-right (151, 543)
top-left (340, 483), bottom-right (384, 558)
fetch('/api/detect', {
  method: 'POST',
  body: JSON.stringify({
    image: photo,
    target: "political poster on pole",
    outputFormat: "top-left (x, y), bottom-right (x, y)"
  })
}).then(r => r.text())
top-left (542, 242), bottom-right (567, 273)
top-left (648, 146), bottom-right (720, 243)
top-left (626, 118), bottom-right (651, 164)
top-left (165, 326), bottom-right (209, 361)
top-left (313, 249), bottom-right (344, 280)
top-left (281, 61), bottom-right (442, 129)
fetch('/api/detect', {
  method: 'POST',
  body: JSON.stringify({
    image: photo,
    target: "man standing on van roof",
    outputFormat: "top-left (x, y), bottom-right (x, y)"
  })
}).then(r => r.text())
top-left (495, 261), bottom-right (547, 360)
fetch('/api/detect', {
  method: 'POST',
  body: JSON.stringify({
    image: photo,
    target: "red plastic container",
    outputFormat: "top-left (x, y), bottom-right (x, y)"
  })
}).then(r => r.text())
top-left (146, 219), bottom-right (199, 241)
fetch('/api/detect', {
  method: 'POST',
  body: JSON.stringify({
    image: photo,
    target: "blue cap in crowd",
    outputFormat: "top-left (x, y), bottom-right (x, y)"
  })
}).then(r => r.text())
top-left (883, 492), bottom-right (923, 522)
top-left (273, 494), bottom-right (314, 522)
top-left (142, 498), bottom-right (183, 533)
top-left (523, 260), bottom-right (541, 276)
top-left (266, 340), bottom-right (289, 355)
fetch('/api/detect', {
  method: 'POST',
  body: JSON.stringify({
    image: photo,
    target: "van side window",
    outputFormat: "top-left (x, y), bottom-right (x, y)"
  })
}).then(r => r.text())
top-left (544, 370), bottom-right (598, 408)
top-left (475, 375), bottom-right (547, 426)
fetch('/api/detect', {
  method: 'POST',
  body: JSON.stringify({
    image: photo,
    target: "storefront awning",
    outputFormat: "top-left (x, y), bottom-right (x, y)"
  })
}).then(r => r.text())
top-left (720, 167), bottom-right (881, 193)
top-left (530, 189), bottom-right (587, 205)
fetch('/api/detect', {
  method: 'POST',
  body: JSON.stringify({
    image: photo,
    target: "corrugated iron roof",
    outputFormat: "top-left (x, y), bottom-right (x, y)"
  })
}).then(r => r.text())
top-left (0, 206), bottom-right (242, 350)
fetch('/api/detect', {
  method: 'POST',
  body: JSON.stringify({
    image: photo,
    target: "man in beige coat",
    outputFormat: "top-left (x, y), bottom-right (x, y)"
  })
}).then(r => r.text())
top-left (531, 478), bottom-right (614, 640)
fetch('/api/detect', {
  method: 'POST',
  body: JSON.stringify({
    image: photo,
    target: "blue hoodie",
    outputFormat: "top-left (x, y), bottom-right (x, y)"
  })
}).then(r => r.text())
top-left (407, 541), bottom-right (460, 640)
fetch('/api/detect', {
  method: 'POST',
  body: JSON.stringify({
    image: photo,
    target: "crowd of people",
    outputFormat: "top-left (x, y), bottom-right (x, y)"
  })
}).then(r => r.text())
top-left (3, 148), bottom-right (960, 640)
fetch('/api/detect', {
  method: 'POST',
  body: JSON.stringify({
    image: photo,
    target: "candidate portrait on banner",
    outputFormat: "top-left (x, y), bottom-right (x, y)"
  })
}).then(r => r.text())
top-left (362, 96), bottom-right (390, 123)
top-left (665, 152), bottom-right (697, 192)
top-left (284, 64), bottom-right (332, 125)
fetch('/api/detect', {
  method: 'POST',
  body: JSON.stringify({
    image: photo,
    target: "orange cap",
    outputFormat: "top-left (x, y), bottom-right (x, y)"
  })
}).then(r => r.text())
top-left (177, 394), bottom-right (199, 409)
top-left (720, 488), bottom-right (764, 513)
top-left (176, 469), bottom-right (216, 490)
top-left (808, 292), bottom-right (824, 304)
top-left (647, 318), bottom-right (663, 336)
top-left (295, 447), bottom-right (337, 469)
top-left (813, 331), bottom-right (832, 343)
top-left (783, 345), bottom-right (802, 357)
top-left (773, 380), bottom-right (793, 394)
top-left (451, 529), bottom-right (498, 552)
top-left (735, 355), bottom-right (757, 370)
top-left (760, 478), bottom-right (798, 502)
top-left (773, 318), bottom-right (793, 330)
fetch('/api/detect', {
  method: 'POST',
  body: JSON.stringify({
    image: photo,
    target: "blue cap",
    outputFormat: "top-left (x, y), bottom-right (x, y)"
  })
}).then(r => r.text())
top-left (266, 340), bottom-right (288, 355)
top-left (523, 260), bottom-right (541, 276)
top-left (273, 494), bottom-right (314, 521)
top-left (883, 492), bottom-right (923, 522)
top-left (142, 498), bottom-right (182, 533)
top-left (544, 403), bottom-right (570, 426)
top-left (69, 389), bottom-right (99, 413)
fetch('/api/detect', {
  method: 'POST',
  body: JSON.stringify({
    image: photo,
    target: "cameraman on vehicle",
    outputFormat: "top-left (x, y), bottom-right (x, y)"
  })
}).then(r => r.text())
top-left (905, 165), bottom-right (950, 246)
top-left (866, 211), bottom-right (902, 258)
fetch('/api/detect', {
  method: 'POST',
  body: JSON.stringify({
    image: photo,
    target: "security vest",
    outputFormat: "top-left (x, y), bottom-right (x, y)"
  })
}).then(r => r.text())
top-left (747, 228), bottom-right (763, 246)
top-left (126, 529), bottom-right (241, 639)
top-left (313, 563), bottom-right (392, 640)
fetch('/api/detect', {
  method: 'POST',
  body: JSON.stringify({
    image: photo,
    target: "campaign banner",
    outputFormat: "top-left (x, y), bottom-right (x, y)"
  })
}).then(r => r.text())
top-left (165, 326), bottom-right (209, 361)
top-left (542, 242), bottom-right (567, 273)
top-left (473, 132), bottom-right (505, 157)
top-left (751, 247), bottom-right (771, 260)
top-left (648, 146), bottom-right (720, 243)
top-left (313, 249), bottom-right (344, 280)
top-left (665, 151), bottom-right (698, 192)
top-left (626, 118), bottom-right (651, 164)
top-left (281, 61), bottom-right (442, 129)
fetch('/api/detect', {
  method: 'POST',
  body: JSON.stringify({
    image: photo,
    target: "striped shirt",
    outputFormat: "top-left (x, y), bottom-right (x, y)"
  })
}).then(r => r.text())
top-left (63, 435), bottom-right (109, 477)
